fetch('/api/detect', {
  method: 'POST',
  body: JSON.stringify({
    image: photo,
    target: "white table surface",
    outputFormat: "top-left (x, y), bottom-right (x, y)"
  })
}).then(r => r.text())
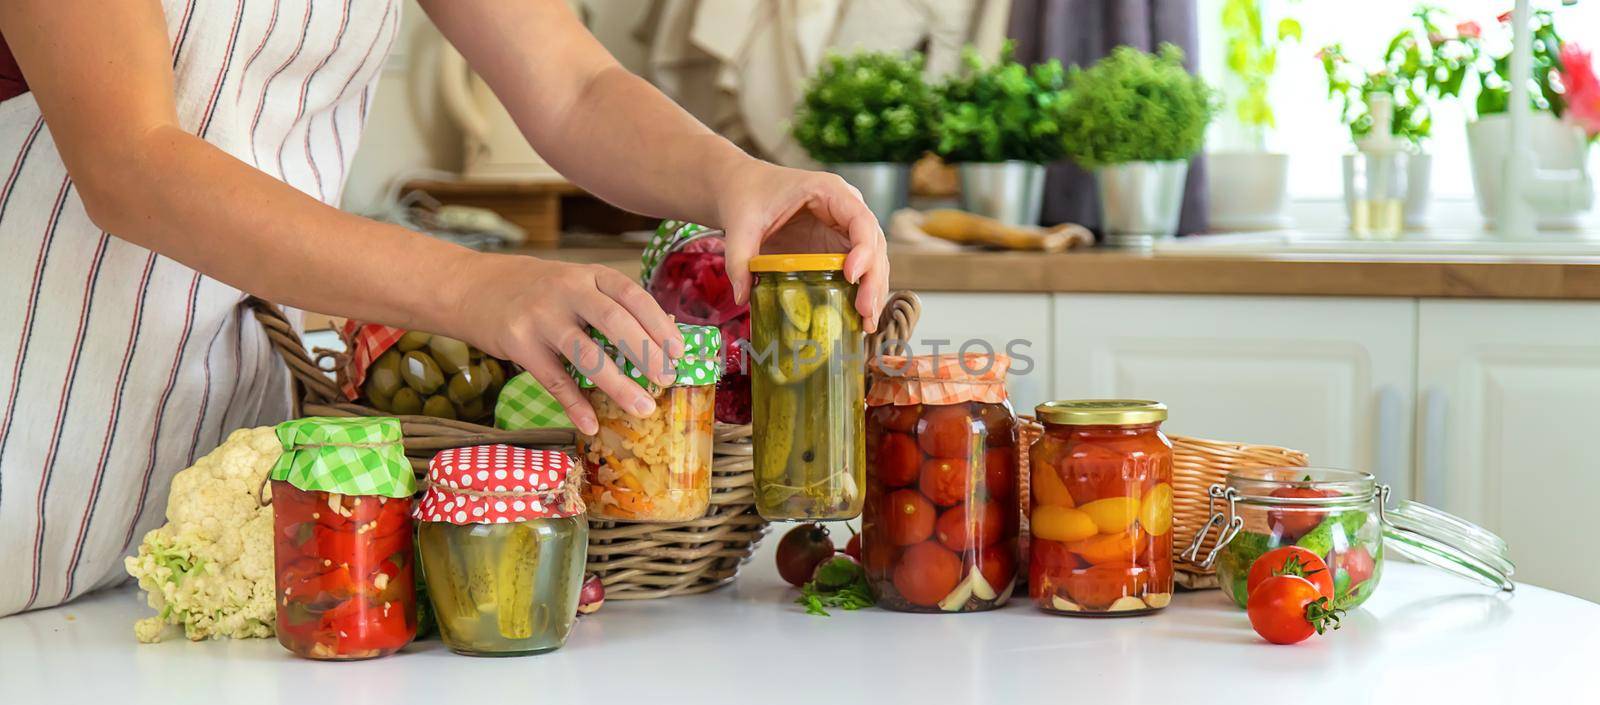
top-left (4, 550), bottom-right (1598, 705)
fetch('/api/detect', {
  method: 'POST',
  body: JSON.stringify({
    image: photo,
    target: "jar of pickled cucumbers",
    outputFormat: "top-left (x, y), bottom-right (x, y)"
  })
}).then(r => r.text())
top-left (862, 354), bottom-right (1019, 612)
top-left (1029, 400), bottom-right (1174, 616)
top-left (748, 254), bottom-right (865, 521)
top-left (574, 324), bottom-right (720, 522)
top-left (269, 417), bottom-right (417, 660)
top-left (416, 445), bottom-right (588, 657)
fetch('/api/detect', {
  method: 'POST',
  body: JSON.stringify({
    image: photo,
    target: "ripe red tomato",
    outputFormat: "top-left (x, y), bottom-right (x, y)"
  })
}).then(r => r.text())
top-left (976, 403), bottom-right (1015, 447)
top-left (885, 489), bottom-right (936, 546)
top-left (1335, 546), bottom-right (1376, 587)
top-left (978, 547), bottom-right (1016, 592)
top-left (934, 501), bottom-right (1004, 551)
top-left (843, 532), bottom-right (861, 561)
top-left (1064, 561), bottom-right (1147, 610)
top-left (875, 403), bottom-right (921, 433)
top-left (1058, 442), bottom-right (1148, 504)
top-left (916, 404), bottom-right (975, 458)
top-left (861, 532), bottom-right (897, 577)
top-left (1247, 574), bottom-right (1344, 645)
top-left (874, 432), bottom-right (921, 488)
top-left (919, 457), bottom-right (969, 507)
top-left (1247, 546), bottom-right (1334, 600)
top-left (984, 447), bottom-right (1016, 502)
top-left (892, 542), bottom-right (962, 606)
top-left (1028, 538), bottom-right (1083, 600)
top-left (1267, 486), bottom-right (1338, 541)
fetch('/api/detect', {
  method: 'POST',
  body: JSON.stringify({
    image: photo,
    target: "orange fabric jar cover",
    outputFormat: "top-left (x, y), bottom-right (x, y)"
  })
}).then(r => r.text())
top-left (865, 353), bottom-right (1010, 406)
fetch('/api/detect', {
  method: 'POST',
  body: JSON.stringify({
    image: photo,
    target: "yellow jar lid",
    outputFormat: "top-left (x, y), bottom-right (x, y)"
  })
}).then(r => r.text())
top-left (749, 253), bottom-right (847, 273)
top-left (1035, 399), bottom-right (1167, 426)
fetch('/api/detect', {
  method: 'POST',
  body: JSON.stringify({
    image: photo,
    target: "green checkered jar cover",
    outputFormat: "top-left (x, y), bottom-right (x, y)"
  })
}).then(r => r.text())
top-left (572, 323), bottom-right (722, 390)
top-left (494, 372), bottom-right (574, 430)
top-left (269, 417), bottom-right (417, 498)
top-left (639, 220), bottom-right (714, 286)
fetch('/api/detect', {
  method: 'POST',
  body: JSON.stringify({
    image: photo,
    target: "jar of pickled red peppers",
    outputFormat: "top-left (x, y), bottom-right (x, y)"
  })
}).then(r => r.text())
top-left (415, 445), bottom-right (588, 656)
top-left (862, 354), bottom-right (1019, 612)
top-left (575, 323), bottom-right (721, 522)
top-left (1029, 400), bottom-right (1174, 615)
top-left (269, 417), bottom-right (418, 660)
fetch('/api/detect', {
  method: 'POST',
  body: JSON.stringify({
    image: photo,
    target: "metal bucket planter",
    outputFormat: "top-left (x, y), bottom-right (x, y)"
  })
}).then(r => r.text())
top-left (828, 163), bottom-right (910, 228)
top-left (958, 161), bottom-right (1047, 226)
top-left (1097, 160), bottom-right (1189, 248)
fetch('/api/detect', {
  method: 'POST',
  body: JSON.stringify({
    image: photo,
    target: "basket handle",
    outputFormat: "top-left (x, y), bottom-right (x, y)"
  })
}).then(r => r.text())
top-left (867, 290), bottom-right (921, 358)
top-left (246, 297), bottom-right (344, 404)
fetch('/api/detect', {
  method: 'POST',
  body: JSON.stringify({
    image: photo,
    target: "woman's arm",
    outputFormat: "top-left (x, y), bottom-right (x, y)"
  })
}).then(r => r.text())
top-left (418, 0), bottom-right (889, 326)
top-left (0, 0), bottom-right (683, 434)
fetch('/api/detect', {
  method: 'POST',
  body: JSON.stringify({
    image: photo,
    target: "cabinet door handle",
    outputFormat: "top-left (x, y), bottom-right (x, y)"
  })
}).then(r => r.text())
top-left (1419, 387), bottom-right (1449, 508)
top-left (1374, 385), bottom-right (1406, 500)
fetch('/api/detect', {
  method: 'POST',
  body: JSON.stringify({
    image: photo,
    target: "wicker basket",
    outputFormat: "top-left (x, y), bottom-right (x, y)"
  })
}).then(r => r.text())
top-left (251, 290), bottom-right (922, 600)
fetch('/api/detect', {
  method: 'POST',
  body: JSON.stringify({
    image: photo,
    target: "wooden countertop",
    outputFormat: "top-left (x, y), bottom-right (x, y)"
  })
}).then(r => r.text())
top-left (524, 246), bottom-right (1600, 300)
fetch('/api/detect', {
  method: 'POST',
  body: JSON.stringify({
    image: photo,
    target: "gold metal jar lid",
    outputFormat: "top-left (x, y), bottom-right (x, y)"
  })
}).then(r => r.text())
top-left (1035, 399), bottom-right (1167, 426)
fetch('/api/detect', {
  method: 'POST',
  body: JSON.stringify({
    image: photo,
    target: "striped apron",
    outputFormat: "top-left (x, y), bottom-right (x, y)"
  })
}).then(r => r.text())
top-left (0, 0), bottom-right (401, 616)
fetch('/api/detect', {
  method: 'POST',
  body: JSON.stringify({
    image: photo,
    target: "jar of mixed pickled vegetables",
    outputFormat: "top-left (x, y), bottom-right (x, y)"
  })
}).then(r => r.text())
top-left (862, 354), bottom-right (1019, 612)
top-left (1184, 466), bottom-right (1515, 610)
top-left (1029, 400), bottom-right (1173, 616)
top-left (269, 417), bottom-right (418, 660)
top-left (748, 254), bottom-right (865, 521)
top-left (416, 445), bottom-right (588, 657)
top-left (575, 324), bottom-right (720, 522)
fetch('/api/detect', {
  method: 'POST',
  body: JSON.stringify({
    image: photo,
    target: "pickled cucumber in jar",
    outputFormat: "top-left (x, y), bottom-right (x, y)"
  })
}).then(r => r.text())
top-left (747, 254), bottom-right (865, 521)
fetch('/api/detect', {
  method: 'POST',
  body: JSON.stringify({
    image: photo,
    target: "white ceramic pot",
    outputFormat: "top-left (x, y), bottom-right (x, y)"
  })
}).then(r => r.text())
top-left (1404, 152), bottom-right (1432, 229)
top-left (1205, 151), bottom-right (1290, 231)
top-left (1466, 113), bottom-right (1594, 229)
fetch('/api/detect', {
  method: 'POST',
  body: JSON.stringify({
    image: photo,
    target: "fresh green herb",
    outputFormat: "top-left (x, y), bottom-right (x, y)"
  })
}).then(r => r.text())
top-left (932, 40), bottom-right (1073, 163)
top-left (1219, 0), bottom-right (1302, 146)
top-left (792, 51), bottom-right (937, 164)
top-left (794, 556), bottom-right (874, 617)
top-left (1060, 44), bottom-right (1216, 168)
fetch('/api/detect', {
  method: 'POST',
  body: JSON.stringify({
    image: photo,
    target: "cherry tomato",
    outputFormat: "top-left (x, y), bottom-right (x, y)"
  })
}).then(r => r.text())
top-left (1058, 442), bottom-right (1146, 504)
top-left (976, 403), bottom-right (1015, 447)
top-left (919, 457), bottom-right (969, 507)
top-left (1247, 574), bottom-right (1343, 645)
top-left (916, 404), bottom-right (975, 458)
top-left (984, 447), bottom-right (1016, 502)
top-left (1068, 528), bottom-right (1143, 565)
top-left (861, 532), bottom-right (898, 577)
top-left (978, 547), bottom-right (1016, 592)
top-left (843, 532), bottom-right (862, 561)
top-left (1028, 538), bottom-right (1083, 600)
top-left (1247, 546), bottom-right (1334, 601)
top-left (875, 403), bottom-right (921, 433)
top-left (935, 501), bottom-right (1004, 551)
top-left (885, 489), bottom-right (936, 546)
top-left (1064, 561), bottom-right (1147, 610)
top-left (874, 432), bottom-right (921, 488)
top-left (1267, 486), bottom-right (1338, 541)
top-left (892, 542), bottom-right (962, 607)
top-left (775, 523), bottom-right (835, 587)
top-left (1334, 546), bottom-right (1376, 587)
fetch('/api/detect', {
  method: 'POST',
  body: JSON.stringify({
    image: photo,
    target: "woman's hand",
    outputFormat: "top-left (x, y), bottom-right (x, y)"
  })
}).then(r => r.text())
top-left (716, 160), bottom-right (890, 332)
top-left (447, 254), bottom-right (685, 435)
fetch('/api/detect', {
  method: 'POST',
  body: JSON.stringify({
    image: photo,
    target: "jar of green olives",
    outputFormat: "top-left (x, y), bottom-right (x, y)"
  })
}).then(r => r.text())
top-left (352, 326), bottom-right (507, 424)
top-left (748, 254), bottom-right (865, 521)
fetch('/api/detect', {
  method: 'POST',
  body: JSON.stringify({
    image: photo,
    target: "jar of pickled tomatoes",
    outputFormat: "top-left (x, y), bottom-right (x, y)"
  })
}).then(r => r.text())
top-left (269, 417), bottom-right (418, 660)
top-left (1029, 400), bottom-right (1173, 616)
top-left (862, 354), bottom-right (1019, 612)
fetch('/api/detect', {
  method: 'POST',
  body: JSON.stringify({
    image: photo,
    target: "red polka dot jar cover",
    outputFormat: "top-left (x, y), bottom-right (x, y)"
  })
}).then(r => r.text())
top-left (417, 445), bottom-right (585, 524)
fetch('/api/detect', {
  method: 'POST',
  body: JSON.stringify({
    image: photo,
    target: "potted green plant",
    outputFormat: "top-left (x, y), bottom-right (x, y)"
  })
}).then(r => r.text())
top-left (792, 51), bottom-right (937, 226)
top-left (932, 41), bottom-right (1071, 226)
top-left (1061, 44), bottom-right (1215, 246)
top-left (1209, 0), bottom-right (1300, 231)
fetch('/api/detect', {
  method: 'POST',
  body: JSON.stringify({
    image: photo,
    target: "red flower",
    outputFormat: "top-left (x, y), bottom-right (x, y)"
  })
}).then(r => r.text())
top-left (1456, 21), bottom-right (1482, 39)
top-left (1559, 43), bottom-right (1600, 138)
top-left (1497, 11), bottom-right (1513, 24)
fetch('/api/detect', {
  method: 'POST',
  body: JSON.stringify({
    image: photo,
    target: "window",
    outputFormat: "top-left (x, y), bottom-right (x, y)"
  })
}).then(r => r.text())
top-left (1196, 0), bottom-right (1600, 226)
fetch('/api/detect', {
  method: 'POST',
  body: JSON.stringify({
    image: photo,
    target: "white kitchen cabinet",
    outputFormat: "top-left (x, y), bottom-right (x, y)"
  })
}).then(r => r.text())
top-left (1417, 300), bottom-right (1600, 601)
top-left (904, 292), bottom-right (1054, 411)
top-left (1052, 294), bottom-right (1418, 495)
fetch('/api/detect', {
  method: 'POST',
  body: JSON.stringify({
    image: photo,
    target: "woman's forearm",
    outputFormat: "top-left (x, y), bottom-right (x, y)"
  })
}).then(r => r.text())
top-left (80, 124), bottom-right (481, 337)
top-left (419, 0), bottom-right (755, 228)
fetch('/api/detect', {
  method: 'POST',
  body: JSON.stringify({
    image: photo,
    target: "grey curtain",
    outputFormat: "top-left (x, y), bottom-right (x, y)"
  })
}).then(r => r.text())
top-left (1008, 0), bottom-right (1208, 234)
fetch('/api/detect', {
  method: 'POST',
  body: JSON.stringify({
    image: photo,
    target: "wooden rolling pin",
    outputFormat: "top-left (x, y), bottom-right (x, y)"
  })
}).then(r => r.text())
top-left (889, 208), bottom-right (1094, 252)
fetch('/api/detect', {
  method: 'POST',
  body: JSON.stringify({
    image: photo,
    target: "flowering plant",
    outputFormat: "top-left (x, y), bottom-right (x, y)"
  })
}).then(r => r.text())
top-left (1316, 8), bottom-right (1474, 146)
top-left (1559, 44), bottom-right (1600, 139)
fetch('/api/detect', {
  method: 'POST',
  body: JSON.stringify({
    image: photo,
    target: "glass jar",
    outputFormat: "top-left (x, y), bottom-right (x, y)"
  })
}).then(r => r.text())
top-left (639, 221), bottom-right (752, 424)
top-left (748, 253), bottom-right (865, 521)
top-left (862, 354), bottom-right (1019, 612)
top-left (1028, 400), bottom-right (1173, 616)
top-left (575, 323), bottom-right (720, 522)
top-left (269, 417), bottom-right (417, 660)
top-left (1184, 466), bottom-right (1514, 609)
top-left (415, 445), bottom-right (589, 656)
